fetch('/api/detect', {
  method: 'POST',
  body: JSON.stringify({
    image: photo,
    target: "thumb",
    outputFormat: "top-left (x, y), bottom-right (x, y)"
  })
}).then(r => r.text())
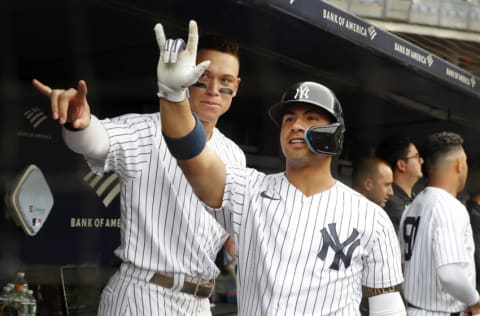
top-left (186, 60), bottom-right (210, 86)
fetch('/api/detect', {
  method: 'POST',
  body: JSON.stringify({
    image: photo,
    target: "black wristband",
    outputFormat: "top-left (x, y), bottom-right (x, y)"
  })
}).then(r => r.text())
top-left (163, 113), bottom-right (207, 160)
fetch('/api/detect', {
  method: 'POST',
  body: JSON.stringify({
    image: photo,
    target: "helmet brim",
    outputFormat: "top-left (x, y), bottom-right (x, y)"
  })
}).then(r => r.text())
top-left (268, 100), bottom-right (337, 128)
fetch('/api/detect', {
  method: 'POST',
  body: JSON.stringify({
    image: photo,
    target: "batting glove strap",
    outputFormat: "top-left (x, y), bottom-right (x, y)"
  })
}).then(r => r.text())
top-left (157, 82), bottom-right (189, 103)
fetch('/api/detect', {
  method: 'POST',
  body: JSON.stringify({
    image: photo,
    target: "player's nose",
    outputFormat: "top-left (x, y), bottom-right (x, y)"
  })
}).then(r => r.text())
top-left (387, 187), bottom-right (394, 198)
top-left (206, 79), bottom-right (220, 96)
top-left (290, 119), bottom-right (307, 132)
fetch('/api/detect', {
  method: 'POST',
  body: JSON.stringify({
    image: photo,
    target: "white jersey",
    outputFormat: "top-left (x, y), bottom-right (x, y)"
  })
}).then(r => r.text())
top-left (209, 166), bottom-right (403, 316)
top-left (87, 112), bottom-right (245, 278)
top-left (84, 112), bottom-right (245, 315)
top-left (399, 186), bottom-right (475, 314)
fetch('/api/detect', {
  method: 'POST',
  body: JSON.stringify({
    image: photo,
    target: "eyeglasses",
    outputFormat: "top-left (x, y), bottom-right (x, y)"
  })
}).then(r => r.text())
top-left (403, 152), bottom-right (422, 162)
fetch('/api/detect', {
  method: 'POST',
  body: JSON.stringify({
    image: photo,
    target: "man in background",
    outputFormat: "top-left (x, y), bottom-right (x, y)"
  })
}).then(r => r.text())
top-left (352, 155), bottom-right (395, 315)
top-left (400, 132), bottom-right (480, 315)
top-left (352, 156), bottom-right (394, 208)
top-left (466, 191), bottom-right (480, 289)
top-left (377, 135), bottom-right (423, 232)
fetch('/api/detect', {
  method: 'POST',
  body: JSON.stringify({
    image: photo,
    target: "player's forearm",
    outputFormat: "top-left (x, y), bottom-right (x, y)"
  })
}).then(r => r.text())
top-left (160, 98), bottom-right (226, 208)
top-left (160, 98), bottom-right (197, 138)
top-left (62, 115), bottom-right (109, 160)
top-left (437, 263), bottom-right (479, 306)
top-left (180, 152), bottom-right (226, 208)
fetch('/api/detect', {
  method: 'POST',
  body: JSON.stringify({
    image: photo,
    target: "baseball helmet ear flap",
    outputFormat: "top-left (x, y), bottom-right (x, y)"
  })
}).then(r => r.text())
top-left (305, 123), bottom-right (344, 156)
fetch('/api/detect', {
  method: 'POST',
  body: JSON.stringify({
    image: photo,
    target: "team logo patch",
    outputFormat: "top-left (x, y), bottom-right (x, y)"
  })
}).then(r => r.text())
top-left (318, 223), bottom-right (360, 270)
top-left (294, 86), bottom-right (310, 100)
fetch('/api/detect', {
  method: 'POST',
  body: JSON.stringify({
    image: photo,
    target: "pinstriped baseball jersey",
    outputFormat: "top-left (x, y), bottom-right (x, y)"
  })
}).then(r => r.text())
top-left (209, 166), bottom-right (403, 315)
top-left (86, 112), bottom-right (245, 279)
top-left (399, 187), bottom-right (475, 313)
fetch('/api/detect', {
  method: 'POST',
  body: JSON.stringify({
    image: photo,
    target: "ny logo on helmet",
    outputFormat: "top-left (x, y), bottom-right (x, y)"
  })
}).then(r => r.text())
top-left (294, 86), bottom-right (309, 99)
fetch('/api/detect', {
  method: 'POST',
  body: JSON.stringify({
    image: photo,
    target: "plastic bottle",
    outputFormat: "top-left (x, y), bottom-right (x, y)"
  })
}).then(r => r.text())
top-left (14, 272), bottom-right (28, 292)
top-left (26, 289), bottom-right (37, 316)
top-left (18, 287), bottom-right (29, 316)
top-left (0, 285), bottom-right (13, 308)
top-left (11, 286), bottom-right (26, 312)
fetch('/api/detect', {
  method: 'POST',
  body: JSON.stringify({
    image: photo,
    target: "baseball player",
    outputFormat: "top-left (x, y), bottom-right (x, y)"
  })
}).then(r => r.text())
top-left (399, 132), bottom-right (480, 315)
top-left (32, 29), bottom-right (246, 315)
top-left (156, 20), bottom-right (406, 315)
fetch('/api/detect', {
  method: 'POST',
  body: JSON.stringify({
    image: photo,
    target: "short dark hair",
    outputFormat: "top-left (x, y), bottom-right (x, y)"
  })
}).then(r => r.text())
top-left (352, 156), bottom-right (388, 188)
top-left (198, 34), bottom-right (240, 61)
top-left (376, 135), bottom-right (412, 171)
top-left (422, 131), bottom-right (464, 174)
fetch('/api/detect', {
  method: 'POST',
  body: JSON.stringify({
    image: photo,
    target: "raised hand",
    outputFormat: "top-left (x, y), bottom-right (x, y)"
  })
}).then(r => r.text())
top-left (32, 79), bottom-right (91, 129)
top-left (154, 20), bottom-right (210, 102)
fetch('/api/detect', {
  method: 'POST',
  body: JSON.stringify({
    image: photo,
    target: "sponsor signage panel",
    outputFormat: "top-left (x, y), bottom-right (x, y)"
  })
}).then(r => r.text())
top-left (266, 0), bottom-right (478, 94)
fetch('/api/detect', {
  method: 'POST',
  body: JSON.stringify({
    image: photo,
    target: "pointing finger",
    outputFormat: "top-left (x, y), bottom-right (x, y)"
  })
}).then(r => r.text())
top-left (186, 20), bottom-right (199, 56)
top-left (33, 79), bottom-right (59, 120)
top-left (77, 80), bottom-right (88, 98)
top-left (32, 79), bottom-right (53, 96)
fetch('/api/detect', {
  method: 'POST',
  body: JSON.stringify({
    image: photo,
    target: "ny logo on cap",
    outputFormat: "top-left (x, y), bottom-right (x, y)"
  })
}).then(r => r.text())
top-left (294, 86), bottom-right (309, 99)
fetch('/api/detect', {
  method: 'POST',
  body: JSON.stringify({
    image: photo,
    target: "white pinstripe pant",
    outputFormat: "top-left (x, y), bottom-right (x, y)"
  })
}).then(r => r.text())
top-left (97, 269), bottom-right (212, 316)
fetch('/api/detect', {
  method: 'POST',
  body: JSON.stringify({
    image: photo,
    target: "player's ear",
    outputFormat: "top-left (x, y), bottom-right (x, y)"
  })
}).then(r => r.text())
top-left (454, 157), bottom-right (463, 174)
top-left (396, 159), bottom-right (406, 173)
top-left (364, 178), bottom-right (373, 191)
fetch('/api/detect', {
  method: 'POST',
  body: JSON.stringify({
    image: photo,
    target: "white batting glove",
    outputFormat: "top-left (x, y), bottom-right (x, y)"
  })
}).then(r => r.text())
top-left (154, 20), bottom-right (210, 102)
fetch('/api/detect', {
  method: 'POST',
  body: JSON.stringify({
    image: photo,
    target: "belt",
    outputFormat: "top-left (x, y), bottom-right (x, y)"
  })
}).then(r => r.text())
top-left (149, 273), bottom-right (215, 299)
top-left (406, 302), bottom-right (460, 316)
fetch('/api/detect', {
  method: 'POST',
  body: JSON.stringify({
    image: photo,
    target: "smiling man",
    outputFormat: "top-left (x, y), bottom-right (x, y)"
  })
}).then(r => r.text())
top-left (157, 20), bottom-right (406, 315)
top-left (32, 29), bottom-right (245, 316)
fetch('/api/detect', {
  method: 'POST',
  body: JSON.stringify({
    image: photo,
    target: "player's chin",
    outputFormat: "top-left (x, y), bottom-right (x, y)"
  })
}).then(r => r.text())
top-left (200, 108), bottom-right (223, 120)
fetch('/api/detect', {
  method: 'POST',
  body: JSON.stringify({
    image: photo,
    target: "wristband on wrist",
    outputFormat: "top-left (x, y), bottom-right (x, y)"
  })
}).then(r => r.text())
top-left (163, 113), bottom-right (206, 160)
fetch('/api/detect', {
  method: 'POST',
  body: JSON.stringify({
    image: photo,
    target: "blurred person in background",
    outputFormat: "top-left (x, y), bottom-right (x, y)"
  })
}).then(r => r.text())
top-left (400, 131), bottom-right (480, 315)
top-left (466, 190), bottom-right (480, 289)
top-left (352, 156), bottom-right (394, 208)
top-left (377, 135), bottom-right (423, 233)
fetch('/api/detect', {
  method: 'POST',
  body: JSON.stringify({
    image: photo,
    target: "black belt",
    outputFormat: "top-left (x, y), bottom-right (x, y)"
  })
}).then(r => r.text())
top-left (149, 272), bottom-right (215, 298)
top-left (406, 302), bottom-right (460, 316)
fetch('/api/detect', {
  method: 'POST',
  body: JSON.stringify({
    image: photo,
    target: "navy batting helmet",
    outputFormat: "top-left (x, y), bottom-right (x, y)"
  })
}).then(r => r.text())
top-left (268, 81), bottom-right (346, 156)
